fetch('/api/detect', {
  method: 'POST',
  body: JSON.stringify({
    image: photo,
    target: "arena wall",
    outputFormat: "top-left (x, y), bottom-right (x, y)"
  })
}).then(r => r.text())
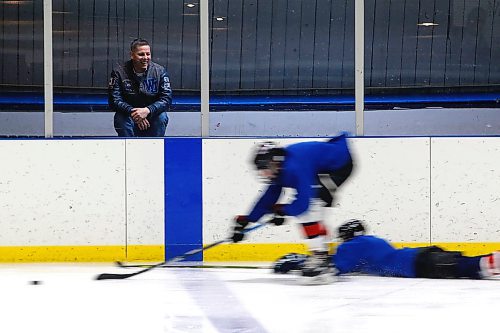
top-left (0, 137), bottom-right (498, 262)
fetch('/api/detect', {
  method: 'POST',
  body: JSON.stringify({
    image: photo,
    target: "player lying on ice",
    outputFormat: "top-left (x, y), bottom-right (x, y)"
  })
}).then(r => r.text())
top-left (273, 219), bottom-right (500, 279)
top-left (231, 134), bottom-right (354, 283)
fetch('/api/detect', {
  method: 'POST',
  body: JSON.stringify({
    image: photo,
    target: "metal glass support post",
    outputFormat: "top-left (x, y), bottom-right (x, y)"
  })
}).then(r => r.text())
top-left (43, 0), bottom-right (53, 138)
top-left (354, 0), bottom-right (364, 136)
top-left (200, 0), bottom-right (210, 137)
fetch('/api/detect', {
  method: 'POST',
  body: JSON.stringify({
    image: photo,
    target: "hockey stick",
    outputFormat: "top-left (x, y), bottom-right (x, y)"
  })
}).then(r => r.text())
top-left (95, 222), bottom-right (266, 280)
top-left (115, 261), bottom-right (267, 269)
top-left (114, 261), bottom-right (265, 269)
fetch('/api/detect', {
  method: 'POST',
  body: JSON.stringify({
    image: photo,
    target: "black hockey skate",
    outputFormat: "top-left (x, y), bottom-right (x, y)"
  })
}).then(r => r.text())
top-left (300, 251), bottom-right (336, 285)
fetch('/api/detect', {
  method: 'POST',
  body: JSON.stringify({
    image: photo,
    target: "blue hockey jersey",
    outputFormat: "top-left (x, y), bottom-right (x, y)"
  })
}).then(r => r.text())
top-left (247, 135), bottom-right (352, 222)
top-left (333, 235), bottom-right (420, 278)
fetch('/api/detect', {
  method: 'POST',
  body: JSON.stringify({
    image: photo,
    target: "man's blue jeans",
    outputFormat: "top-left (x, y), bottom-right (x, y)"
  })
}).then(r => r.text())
top-left (114, 112), bottom-right (169, 137)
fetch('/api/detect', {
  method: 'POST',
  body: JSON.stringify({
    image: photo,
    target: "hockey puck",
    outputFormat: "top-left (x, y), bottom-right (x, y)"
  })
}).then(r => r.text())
top-left (29, 280), bottom-right (42, 285)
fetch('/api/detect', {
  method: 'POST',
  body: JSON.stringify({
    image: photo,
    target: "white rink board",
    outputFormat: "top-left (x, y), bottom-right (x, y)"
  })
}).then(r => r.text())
top-left (0, 140), bottom-right (126, 245)
top-left (203, 138), bottom-right (316, 243)
top-left (203, 138), bottom-right (431, 244)
top-left (430, 137), bottom-right (500, 242)
top-left (332, 138), bottom-right (431, 243)
top-left (125, 139), bottom-right (164, 245)
top-left (1, 136), bottom-right (498, 253)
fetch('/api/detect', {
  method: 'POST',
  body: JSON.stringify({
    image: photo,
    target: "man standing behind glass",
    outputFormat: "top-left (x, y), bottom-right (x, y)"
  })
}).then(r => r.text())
top-left (108, 38), bottom-right (172, 137)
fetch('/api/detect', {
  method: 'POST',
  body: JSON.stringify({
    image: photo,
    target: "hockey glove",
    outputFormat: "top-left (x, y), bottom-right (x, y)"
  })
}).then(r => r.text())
top-left (273, 253), bottom-right (308, 274)
top-left (231, 215), bottom-right (250, 243)
top-left (269, 204), bottom-right (286, 226)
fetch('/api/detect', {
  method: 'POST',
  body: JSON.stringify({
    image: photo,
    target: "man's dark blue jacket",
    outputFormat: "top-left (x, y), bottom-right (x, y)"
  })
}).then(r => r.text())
top-left (108, 60), bottom-right (172, 119)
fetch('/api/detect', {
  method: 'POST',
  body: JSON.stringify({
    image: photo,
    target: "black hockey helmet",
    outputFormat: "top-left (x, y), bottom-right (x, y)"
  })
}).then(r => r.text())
top-left (337, 219), bottom-right (366, 242)
top-left (253, 141), bottom-right (286, 170)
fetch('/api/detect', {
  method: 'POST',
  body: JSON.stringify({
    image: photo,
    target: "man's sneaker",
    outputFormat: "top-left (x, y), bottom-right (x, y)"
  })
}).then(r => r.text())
top-left (300, 251), bottom-right (336, 284)
top-left (480, 252), bottom-right (500, 278)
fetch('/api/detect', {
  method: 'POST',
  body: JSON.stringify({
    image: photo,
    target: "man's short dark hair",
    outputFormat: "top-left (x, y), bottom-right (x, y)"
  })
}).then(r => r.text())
top-left (130, 38), bottom-right (150, 51)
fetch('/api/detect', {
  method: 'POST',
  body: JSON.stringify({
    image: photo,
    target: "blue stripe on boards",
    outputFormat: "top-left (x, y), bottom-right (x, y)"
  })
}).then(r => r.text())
top-left (3, 92), bottom-right (500, 107)
top-left (164, 138), bottom-right (203, 261)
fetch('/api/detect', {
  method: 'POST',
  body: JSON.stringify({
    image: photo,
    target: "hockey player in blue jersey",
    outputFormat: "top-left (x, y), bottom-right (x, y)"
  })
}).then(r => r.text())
top-left (273, 219), bottom-right (500, 279)
top-left (231, 134), bottom-right (354, 281)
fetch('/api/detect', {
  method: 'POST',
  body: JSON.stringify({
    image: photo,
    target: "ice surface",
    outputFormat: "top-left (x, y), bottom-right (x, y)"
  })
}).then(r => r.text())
top-left (0, 263), bottom-right (498, 333)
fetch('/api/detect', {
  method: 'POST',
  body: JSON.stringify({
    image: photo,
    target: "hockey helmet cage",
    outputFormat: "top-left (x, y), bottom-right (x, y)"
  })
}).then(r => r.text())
top-left (337, 219), bottom-right (366, 242)
top-left (253, 141), bottom-right (286, 170)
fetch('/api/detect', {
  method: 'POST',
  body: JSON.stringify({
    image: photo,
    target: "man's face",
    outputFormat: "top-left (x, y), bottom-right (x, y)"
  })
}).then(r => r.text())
top-left (130, 45), bottom-right (151, 72)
